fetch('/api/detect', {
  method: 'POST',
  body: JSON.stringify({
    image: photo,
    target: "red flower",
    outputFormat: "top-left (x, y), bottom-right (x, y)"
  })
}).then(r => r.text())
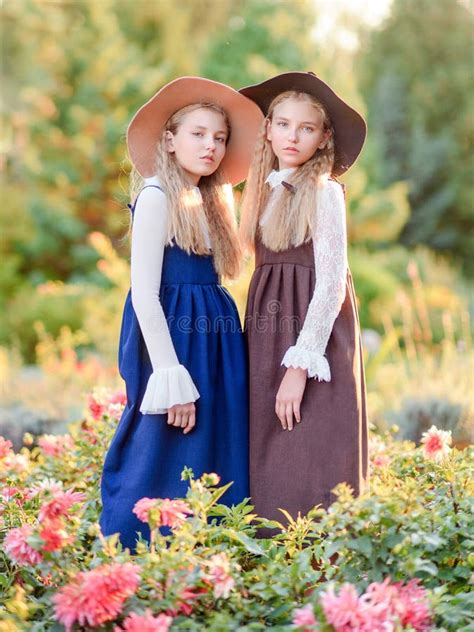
top-left (421, 425), bottom-right (452, 463)
top-left (39, 519), bottom-right (73, 552)
top-left (87, 394), bottom-right (105, 420)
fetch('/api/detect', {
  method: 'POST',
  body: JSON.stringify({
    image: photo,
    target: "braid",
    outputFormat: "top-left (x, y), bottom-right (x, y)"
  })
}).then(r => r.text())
top-left (239, 118), bottom-right (277, 252)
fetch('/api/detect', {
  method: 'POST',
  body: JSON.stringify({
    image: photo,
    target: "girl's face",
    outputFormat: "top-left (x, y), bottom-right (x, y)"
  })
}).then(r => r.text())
top-left (267, 98), bottom-right (330, 170)
top-left (166, 108), bottom-right (228, 185)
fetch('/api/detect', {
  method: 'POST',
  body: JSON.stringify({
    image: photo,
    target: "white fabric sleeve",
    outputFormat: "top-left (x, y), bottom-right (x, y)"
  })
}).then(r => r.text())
top-left (281, 180), bottom-right (348, 381)
top-left (130, 186), bottom-right (200, 414)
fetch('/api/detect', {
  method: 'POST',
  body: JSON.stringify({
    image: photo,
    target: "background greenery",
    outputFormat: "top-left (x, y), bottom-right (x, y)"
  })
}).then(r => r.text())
top-left (1, 0), bottom-right (473, 445)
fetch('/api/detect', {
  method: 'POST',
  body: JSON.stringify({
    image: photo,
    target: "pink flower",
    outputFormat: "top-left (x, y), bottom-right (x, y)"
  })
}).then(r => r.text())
top-left (39, 520), bottom-right (73, 552)
top-left (107, 402), bottom-right (125, 419)
top-left (159, 498), bottom-right (193, 528)
top-left (206, 552), bottom-right (235, 599)
top-left (320, 584), bottom-right (369, 631)
top-left (421, 425), bottom-right (452, 462)
top-left (115, 610), bottom-right (173, 632)
top-left (110, 391), bottom-right (127, 406)
top-left (0, 436), bottom-right (13, 459)
top-left (39, 489), bottom-right (86, 522)
top-left (53, 562), bottom-right (140, 632)
top-left (133, 497), bottom-right (157, 523)
top-left (394, 579), bottom-right (432, 631)
top-left (2, 452), bottom-right (29, 473)
top-left (30, 478), bottom-right (64, 496)
top-left (292, 603), bottom-right (318, 629)
top-left (133, 497), bottom-right (193, 529)
top-left (4, 525), bottom-right (43, 566)
top-left (321, 579), bottom-right (433, 632)
top-left (38, 434), bottom-right (74, 457)
top-left (369, 436), bottom-right (390, 469)
top-left (1, 486), bottom-right (23, 504)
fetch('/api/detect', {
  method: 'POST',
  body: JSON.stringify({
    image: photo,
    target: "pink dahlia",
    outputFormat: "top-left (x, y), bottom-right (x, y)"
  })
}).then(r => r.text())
top-left (320, 584), bottom-right (369, 631)
top-left (206, 552), bottom-right (235, 599)
top-left (53, 562), bottom-right (140, 631)
top-left (39, 489), bottom-right (86, 522)
top-left (369, 436), bottom-right (390, 469)
top-left (115, 610), bottom-right (173, 632)
top-left (110, 391), bottom-right (127, 406)
top-left (421, 425), bottom-right (452, 462)
top-left (87, 394), bottom-right (105, 420)
top-left (159, 498), bottom-right (193, 529)
top-left (0, 436), bottom-right (13, 459)
top-left (39, 519), bottom-right (73, 552)
top-left (292, 603), bottom-right (318, 629)
top-left (38, 434), bottom-right (74, 458)
top-left (4, 525), bottom-right (43, 566)
top-left (133, 497), bottom-right (157, 523)
top-left (394, 579), bottom-right (432, 631)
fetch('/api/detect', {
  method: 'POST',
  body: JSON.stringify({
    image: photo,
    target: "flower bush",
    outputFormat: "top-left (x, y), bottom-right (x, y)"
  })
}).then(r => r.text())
top-left (0, 389), bottom-right (472, 631)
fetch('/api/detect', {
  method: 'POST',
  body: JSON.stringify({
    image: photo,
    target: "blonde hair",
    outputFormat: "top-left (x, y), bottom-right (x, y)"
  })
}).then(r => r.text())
top-left (240, 91), bottom-right (335, 252)
top-left (129, 103), bottom-right (241, 279)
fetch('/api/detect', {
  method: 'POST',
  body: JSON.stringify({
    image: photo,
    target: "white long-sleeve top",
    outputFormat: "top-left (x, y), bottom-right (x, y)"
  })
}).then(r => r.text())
top-left (261, 170), bottom-right (348, 382)
top-left (130, 177), bottom-right (210, 414)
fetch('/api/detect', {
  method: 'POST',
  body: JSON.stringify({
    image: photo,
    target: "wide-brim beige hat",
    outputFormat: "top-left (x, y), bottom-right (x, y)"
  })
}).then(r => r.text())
top-left (239, 71), bottom-right (367, 176)
top-left (127, 76), bottom-right (263, 186)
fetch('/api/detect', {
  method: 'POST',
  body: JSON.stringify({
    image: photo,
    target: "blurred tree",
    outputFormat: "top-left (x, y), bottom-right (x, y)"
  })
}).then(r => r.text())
top-left (200, 0), bottom-right (316, 86)
top-left (357, 0), bottom-right (474, 273)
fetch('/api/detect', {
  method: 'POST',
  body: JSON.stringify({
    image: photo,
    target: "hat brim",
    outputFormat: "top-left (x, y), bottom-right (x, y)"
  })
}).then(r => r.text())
top-left (127, 77), bottom-right (263, 186)
top-left (239, 72), bottom-right (367, 176)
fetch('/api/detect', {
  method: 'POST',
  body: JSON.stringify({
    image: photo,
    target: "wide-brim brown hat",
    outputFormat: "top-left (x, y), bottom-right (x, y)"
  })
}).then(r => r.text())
top-left (127, 76), bottom-right (263, 185)
top-left (239, 71), bottom-right (366, 176)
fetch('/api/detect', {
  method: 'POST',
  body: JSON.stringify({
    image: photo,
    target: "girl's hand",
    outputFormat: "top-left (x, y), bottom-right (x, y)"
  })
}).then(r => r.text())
top-left (275, 367), bottom-right (307, 431)
top-left (167, 402), bottom-right (196, 435)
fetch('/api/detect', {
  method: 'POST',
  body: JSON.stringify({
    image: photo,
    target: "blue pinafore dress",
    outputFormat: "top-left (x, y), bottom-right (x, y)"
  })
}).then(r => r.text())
top-left (100, 185), bottom-right (249, 550)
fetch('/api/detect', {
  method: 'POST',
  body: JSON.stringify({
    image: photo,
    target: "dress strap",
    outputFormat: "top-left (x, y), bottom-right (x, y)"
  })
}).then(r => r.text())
top-left (128, 184), bottom-right (165, 212)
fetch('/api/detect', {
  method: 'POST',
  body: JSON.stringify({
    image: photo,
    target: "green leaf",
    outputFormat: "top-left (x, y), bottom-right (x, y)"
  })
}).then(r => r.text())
top-left (346, 536), bottom-right (373, 557)
top-left (219, 529), bottom-right (267, 556)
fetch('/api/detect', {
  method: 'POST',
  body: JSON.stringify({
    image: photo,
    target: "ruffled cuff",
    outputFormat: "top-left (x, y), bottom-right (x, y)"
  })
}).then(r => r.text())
top-left (140, 365), bottom-right (200, 414)
top-left (281, 345), bottom-right (331, 382)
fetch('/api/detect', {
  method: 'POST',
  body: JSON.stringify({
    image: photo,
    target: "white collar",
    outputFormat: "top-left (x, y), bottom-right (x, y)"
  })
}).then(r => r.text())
top-left (265, 168), bottom-right (297, 189)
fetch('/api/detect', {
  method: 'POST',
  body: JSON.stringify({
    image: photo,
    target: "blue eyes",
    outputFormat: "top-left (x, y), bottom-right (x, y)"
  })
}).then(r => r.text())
top-left (276, 122), bottom-right (315, 133)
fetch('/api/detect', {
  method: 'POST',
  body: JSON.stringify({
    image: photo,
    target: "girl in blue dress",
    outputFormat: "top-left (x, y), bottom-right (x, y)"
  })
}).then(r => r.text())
top-left (100, 77), bottom-right (262, 550)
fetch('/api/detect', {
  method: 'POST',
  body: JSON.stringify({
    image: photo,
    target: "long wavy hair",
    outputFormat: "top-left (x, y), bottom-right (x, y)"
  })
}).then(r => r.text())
top-left (240, 91), bottom-right (335, 253)
top-left (129, 103), bottom-right (242, 279)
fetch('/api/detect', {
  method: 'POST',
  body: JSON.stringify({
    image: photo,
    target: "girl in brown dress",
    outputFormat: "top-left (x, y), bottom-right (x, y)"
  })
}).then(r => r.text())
top-left (239, 72), bottom-right (369, 527)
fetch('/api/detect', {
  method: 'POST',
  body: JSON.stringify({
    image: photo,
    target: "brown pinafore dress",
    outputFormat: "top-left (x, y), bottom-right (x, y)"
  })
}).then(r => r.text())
top-left (245, 237), bottom-right (368, 525)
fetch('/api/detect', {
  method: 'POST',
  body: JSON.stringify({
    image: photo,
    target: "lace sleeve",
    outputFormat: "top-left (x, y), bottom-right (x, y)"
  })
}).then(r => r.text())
top-left (281, 180), bottom-right (348, 381)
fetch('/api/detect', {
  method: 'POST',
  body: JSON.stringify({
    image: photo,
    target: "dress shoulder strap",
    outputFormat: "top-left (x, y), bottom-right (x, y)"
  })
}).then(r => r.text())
top-left (127, 184), bottom-right (165, 213)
